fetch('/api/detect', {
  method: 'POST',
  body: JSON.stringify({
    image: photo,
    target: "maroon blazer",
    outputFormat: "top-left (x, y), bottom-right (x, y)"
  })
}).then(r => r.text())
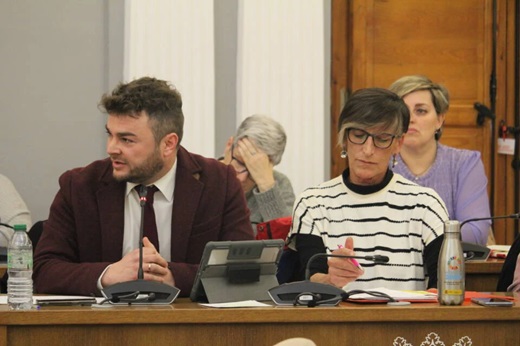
top-left (33, 147), bottom-right (253, 296)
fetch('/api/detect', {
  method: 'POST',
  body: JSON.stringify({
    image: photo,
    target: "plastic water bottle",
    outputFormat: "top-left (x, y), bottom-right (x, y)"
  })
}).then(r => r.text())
top-left (437, 220), bottom-right (465, 305)
top-left (7, 224), bottom-right (33, 310)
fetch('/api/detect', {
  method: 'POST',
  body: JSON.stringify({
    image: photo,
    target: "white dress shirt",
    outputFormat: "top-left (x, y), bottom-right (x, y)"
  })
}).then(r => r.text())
top-left (123, 161), bottom-right (177, 261)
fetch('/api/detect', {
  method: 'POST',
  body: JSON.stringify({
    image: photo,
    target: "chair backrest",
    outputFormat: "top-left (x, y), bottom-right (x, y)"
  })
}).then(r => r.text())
top-left (497, 233), bottom-right (520, 291)
top-left (28, 220), bottom-right (45, 252)
top-left (256, 216), bottom-right (292, 242)
top-left (254, 217), bottom-right (305, 284)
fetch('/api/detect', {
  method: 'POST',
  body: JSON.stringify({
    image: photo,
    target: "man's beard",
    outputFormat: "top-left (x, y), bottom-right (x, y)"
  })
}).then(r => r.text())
top-left (113, 149), bottom-right (164, 184)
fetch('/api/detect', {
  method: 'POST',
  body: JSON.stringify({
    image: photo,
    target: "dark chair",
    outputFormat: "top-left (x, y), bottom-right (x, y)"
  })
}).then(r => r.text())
top-left (255, 217), bottom-right (304, 284)
top-left (1, 220), bottom-right (45, 293)
top-left (276, 248), bottom-right (304, 284)
top-left (496, 233), bottom-right (520, 291)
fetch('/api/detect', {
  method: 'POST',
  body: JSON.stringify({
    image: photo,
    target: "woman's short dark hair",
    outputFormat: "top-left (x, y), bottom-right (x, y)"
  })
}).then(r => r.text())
top-left (337, 88), bottom-right (410, 147)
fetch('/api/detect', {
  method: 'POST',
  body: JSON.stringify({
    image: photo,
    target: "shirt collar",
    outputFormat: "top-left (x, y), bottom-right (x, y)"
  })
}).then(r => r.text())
top-left (342, 168), bottom-right (393, 194)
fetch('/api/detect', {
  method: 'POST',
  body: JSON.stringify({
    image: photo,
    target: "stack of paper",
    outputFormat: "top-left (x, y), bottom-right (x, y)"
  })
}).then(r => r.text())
top-left (347, 287), bottom-right (437, 303)
top-left (488, 245), bottom-right (510, 259)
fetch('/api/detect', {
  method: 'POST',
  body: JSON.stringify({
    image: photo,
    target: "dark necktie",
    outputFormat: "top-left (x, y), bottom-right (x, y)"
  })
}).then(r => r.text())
top-left (136, 185), bottom-right (160, 250)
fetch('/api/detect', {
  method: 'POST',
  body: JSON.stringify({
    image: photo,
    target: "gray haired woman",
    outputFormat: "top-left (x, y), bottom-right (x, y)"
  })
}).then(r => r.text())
top-left (221, 115), bottom-right (295, 234)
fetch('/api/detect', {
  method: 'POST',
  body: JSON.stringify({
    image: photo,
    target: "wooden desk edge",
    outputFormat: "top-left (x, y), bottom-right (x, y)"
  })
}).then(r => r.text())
top-left (0, 298), bottom-right (519, 325)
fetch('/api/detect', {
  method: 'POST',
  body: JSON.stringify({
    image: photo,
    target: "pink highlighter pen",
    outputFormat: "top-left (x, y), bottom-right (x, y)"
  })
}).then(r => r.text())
top-left (337, 245), bottom-right (363, 270)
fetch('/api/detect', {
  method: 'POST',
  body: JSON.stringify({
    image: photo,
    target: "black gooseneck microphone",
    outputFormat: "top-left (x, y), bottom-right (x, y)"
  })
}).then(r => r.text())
top-left (459, 213), bottom-right (520, 260)
top-left (304, 253), bottom-right (389, 280)
top-left (101, 185), bottom-right (180, 305)
top-left (137, 185), bottom-right (147, 280)
top-left (268, 252), bottom-right (390, 306)
top-left (460, 212), bottom-right (520, 228)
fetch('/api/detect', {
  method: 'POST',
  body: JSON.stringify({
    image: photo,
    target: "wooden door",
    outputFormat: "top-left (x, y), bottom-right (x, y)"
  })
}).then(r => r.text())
top-left (331, 0), bottom-right (517, 243)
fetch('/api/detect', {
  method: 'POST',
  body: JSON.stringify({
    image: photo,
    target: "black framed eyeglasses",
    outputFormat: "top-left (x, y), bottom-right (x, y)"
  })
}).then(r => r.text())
top-left (230, 146), bottom-right (248, 175)
top-left (346, 128), bottom-right (397, 149)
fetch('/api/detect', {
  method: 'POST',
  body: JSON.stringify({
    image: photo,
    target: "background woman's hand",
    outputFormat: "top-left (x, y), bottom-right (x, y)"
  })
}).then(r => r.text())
top-left (236, 138), bottom-right (275, 192)
top-left (220, 136), bottom-right (234, 164)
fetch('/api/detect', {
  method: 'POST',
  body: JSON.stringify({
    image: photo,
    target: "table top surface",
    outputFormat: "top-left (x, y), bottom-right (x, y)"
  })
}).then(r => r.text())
top-left (0, 295), bottom-right (518, 326)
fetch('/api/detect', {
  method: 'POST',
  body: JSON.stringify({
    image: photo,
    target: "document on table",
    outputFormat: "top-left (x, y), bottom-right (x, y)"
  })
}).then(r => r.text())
top-left (0, 295), bottom-right (105, 305)
top-left (200, 300), bottom-right (272, 308)
top-left (347, 287), bottom-right (437, 302)
top-left (488, 245), bottom-right (511, 258)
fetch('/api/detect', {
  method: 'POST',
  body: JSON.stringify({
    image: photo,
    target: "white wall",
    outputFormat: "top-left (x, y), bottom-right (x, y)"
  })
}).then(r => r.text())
top-left (124, 0), bottom-right (331, 198)
top-left (0, 0), bottom-right (330, 224)
top-left (0, 0), bottom-right (123, 223)
top-left (124, 0), bottom-right (216, 158)
top-left (236, 0), bottom-right (330, 197)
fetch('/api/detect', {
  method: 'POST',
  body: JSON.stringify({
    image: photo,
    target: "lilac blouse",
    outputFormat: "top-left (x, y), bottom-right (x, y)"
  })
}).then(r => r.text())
top-left (393, 144), bottom-right (491, 245)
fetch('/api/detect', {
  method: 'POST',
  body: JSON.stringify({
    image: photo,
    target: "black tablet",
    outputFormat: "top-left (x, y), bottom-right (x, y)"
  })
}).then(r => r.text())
top-left (190, 239), bottom-right (284, 303)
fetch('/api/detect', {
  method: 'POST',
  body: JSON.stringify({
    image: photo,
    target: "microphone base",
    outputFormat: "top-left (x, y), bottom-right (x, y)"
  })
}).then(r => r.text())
top-left (101, 279), bottom-right (180, 305)
top-left (268, 281), bottom-right (345, 306)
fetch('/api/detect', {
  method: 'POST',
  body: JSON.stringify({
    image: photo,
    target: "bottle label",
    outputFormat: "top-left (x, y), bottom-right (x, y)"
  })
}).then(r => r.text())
top-left (447, 255), bottom-right (462, 270)
top-left (443, 289), bottom-right (463, 295)
top-left (445, 255), bottom-right (463, 280)
top-left (8, 251), bottom-right (33, 270)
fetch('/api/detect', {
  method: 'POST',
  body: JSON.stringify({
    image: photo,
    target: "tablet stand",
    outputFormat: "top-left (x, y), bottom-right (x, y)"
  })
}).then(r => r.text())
top-left (200, 262), bottom-right (280, 303)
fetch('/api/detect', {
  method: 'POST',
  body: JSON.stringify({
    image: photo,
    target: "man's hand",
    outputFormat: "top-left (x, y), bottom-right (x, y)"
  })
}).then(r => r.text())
top-left (101, 237), bottom-right (175, 287)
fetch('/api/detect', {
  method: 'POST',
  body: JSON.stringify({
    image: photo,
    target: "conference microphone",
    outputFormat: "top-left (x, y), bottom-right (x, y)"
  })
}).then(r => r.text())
top-left (268, 252), bottom-right (389, 307)
top-left (101, 185), bottom-right (180, 305)
top-left (460, 212), bottom-right (520, 228)
top-left (459, 212), bottom-right (520, 260)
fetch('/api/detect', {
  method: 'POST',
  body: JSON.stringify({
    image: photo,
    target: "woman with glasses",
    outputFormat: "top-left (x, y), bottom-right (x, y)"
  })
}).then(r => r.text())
top-left (390, 75), bottom-right (491, 246)
top-left (287, 88), bottom-right (448, 291)
top-left (220, 115), bottom-right (295, 234)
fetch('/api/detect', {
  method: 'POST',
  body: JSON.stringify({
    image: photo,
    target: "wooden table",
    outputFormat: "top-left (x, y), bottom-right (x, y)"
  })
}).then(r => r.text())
top-left (0, 296), bottom-right (519, 346)
top-left (465, 258), bottom-right (504, 291)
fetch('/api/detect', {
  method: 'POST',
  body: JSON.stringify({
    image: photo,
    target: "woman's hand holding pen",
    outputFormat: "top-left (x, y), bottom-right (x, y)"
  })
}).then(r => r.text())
top-left (326, 237), bottom-right (364, 288)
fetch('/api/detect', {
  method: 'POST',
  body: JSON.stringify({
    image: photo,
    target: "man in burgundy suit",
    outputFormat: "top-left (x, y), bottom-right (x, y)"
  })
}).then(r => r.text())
top-left (33, 77), bottom-right (254, 297)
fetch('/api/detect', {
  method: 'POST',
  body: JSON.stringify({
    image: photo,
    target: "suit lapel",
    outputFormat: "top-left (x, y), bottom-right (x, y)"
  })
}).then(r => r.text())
top-left (170, 148), bottom-right (203, 261)
top-left (97, 162), bottom-right (126, 262)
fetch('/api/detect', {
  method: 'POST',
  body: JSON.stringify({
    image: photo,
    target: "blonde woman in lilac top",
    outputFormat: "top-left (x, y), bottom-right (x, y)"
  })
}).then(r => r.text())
top-left (390, 75), bottom-right (491, 245)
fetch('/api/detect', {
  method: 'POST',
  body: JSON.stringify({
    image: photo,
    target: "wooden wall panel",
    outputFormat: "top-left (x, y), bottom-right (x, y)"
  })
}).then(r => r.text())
top-left (331, 0), bottom-right (517, 243)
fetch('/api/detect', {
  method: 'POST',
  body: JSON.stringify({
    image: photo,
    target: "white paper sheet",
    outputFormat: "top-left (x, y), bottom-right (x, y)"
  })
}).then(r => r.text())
top-left (199, 300), bottom-right (272, 308)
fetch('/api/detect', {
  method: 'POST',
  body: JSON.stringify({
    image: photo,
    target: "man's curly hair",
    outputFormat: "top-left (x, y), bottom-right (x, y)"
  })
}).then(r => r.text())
top-left (99, 77), bottom-right (184, 144)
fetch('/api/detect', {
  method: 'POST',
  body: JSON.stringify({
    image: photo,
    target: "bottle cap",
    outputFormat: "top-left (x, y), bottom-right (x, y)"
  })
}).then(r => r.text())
top-left (13, 224), bottom-right (27, 231)
top-left (444, 220), bottom-right (461, 233)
